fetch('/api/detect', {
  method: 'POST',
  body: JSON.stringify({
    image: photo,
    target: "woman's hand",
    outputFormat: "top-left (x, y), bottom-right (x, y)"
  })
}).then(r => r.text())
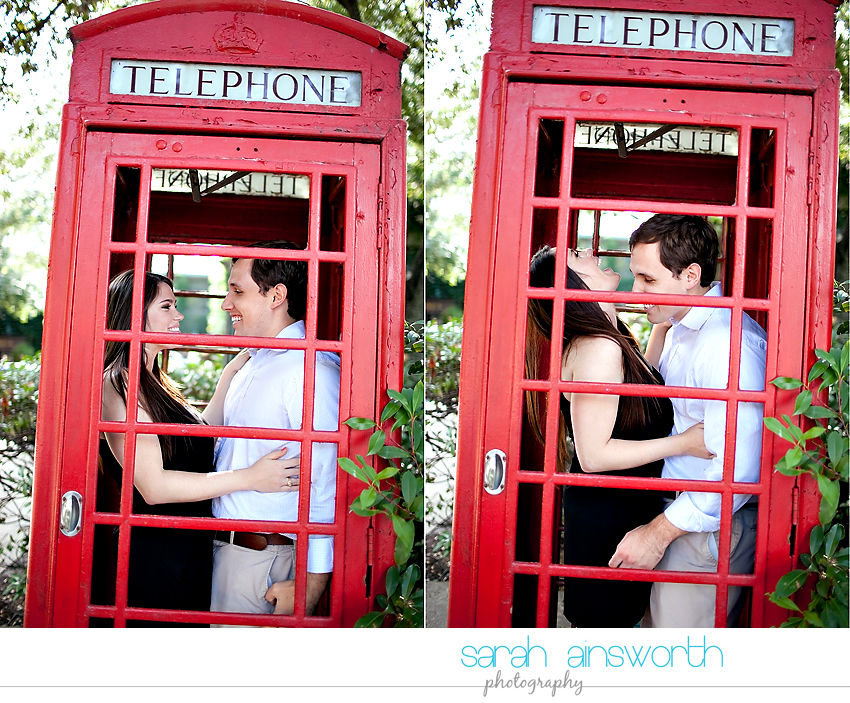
top-left (679, 422), bottom-right (715, 459)
top-left (223, 348), bottom-right (251, 377)
top-left (245, 448), bottom-right (301, 493)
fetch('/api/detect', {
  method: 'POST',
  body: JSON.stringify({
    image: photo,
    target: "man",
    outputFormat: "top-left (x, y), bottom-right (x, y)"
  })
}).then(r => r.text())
top-left (208, 240), bottom-right (340, 617)
top-left (609, 214), bottom-right (766, 628)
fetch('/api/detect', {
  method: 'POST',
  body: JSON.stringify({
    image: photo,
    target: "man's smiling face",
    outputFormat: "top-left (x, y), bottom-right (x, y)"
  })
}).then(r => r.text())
top-left (629, 241), bottom-right (692, 324)
top-left (222, 258), bottom-right (278, 338)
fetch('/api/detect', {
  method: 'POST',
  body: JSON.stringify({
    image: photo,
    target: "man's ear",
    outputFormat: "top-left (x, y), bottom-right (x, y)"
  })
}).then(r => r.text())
top-left (682, 263), bottom-right (703, 290)
top-left (269, 283), bottom-right (289, 310)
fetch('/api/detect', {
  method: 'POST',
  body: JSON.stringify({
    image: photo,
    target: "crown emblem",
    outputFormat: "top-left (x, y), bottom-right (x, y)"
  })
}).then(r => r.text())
top-left (213, 13), bottom-right (263, 54)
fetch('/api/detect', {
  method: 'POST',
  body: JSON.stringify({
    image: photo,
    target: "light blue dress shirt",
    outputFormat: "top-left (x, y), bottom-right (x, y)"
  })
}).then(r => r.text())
top-left (659, 283), bottom-right (768, 533)
top-left (213, 320), bottom-right (341, 572)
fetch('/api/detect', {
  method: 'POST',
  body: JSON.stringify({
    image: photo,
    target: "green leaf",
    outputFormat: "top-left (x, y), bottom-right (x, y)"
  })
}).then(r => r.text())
top-left (344, 417), bottom-right (377, 431)
top-left (800, 426), bottom-right (826, 440)
top-left (803, 405), bottom-right (838, 420)
top-left (827, 431), bottom-right (848, 468)
top-left (412, 380), bottom-right (424, 414)
top-left (376, 594), bottom-right (389, 610)
top-left (824, 524), bottom-right (844, 558)
top-left (769, 595), bottom-right (801, 612)
top-left (375, 464), bottom-right (400, 481)
top-left (401, 564), bottom-right (420, 598)
top-left (348, 496), bottom-right (378, 517)
top-left (359, 485), bottom-right (378, 508)
top-left (355, 611), bottom-right (386, 628)
top-left (380, 400), bottom-right (401, 424)
top-left (378, 445), bottom-right (410, 460)
top-left (367, 430), bottom-right (386, 456)
top-left (816, 578), bottom-right (831, 599)
top-left (391, 513), bottom-right (415, 566)
top-left (785, 446), bottom-right (805, 469)
top-left (764, 416), bottom-right (794, 442)
top-left (792, 390), bottom-right (812, 415)
top-left (840, 341), bottom-right (849, 374)
top-left (385, 565), bottom-right (400, 597)
top-left (810, 525), bottom-right (824, 555)
top-left (802, 610), bottom-right (824, 627)
top-left (387, 389), bottom-right (412, 414)
top-left (401, 470), bottom-right (418, 508)
top-left (815, 348), bottom-right (839, 371)
top-left (774, 569), bottom-right (807, 599)
top-left (774, 456), bottom-right (805, 476)
top-left (808, 359), bottom-right (829, 383)
top-left (816, 474), bottom-right (840, 525)
top-left (771, 377), bottom-right (803, 390)
top-left (338, 456), bottom-right (368, 483)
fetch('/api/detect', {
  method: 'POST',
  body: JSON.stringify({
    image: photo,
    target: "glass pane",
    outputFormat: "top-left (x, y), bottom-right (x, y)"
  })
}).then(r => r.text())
top-left (148, 168), bottom-right (311, 246)
top-left (320, 175), bottom-right (346, 252)
top-left (748, 129), bottom-right (776, 208)
top-left (534, 119), bottom-right (564, 197)
top-left (571, 121), bottom-right (739, 205)
top-left (110, 166), bottom-right (141, 243)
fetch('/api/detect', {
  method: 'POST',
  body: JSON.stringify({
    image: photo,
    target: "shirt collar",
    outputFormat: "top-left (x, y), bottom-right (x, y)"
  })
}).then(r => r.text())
top-left (671, 282), bottom-right (722, 331)
top-left (248, 319), bottom-right (305, 357)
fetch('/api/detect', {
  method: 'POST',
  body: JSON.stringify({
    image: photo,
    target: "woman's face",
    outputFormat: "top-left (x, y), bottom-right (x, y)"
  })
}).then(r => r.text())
top-left (568, 248), bottom-right (621, 291)
top-left (145, 282), bottom-right (184, 354)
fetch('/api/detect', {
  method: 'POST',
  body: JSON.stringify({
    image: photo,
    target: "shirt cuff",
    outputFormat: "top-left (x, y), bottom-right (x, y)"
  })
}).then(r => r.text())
top-left (663, 492), bottom-right (721, 534)
top-left (305, 535), bottom-right (334, 573)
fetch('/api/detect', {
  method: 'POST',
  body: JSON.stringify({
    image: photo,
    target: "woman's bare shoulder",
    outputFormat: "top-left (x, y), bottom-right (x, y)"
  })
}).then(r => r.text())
top-left (563, 335), bottom-right (624, 382)
top-left (101, 371), bottom-right (128, 420)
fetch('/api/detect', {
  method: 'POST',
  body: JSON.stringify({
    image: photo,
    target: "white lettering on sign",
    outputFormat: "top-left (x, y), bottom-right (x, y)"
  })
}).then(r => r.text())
top-left (110, 60), bottom-right (361, 106)
top-left (152, 170), bottom-right (310, 199)
top-left (532, 7), bottom-right (794, 57)
top-left (575, 123), bottom-right (739, 156)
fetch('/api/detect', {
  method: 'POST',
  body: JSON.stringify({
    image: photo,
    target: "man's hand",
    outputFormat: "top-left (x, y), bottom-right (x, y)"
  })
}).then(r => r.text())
top-left (265, 580), bottom-right (295, 615)
top-left (609, 513), bottom-right (687, 570)
top-left (264, 572), bottom-right (331, 616)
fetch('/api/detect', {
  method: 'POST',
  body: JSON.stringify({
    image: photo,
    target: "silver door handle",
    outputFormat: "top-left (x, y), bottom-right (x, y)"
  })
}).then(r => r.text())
top-left (59, 491), bottom-right (82, 537)
top-left (483, 449), bottom-right (506, 495)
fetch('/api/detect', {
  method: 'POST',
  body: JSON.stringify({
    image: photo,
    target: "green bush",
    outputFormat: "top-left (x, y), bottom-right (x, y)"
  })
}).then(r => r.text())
top-left (0, 353), bottom-right (39, 576)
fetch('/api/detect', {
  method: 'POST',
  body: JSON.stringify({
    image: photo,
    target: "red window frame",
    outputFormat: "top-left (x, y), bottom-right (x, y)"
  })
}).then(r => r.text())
top-left (50, 131), bottom-right (382, 627)
top-left (451, 80), bottom-right (813, 628)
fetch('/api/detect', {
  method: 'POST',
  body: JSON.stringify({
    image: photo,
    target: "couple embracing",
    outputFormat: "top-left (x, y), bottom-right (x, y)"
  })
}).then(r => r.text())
top-left (527, 214), bottom-right (766, 628)
top-left (99, 240), bottom-right (339, 625)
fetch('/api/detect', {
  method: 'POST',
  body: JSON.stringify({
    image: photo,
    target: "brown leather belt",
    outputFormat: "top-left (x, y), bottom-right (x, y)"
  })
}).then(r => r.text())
top-left (214, 531), bottom-right (294, 550)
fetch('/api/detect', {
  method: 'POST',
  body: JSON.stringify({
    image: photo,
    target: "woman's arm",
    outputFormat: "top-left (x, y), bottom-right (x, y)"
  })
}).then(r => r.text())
top-left (202, 349), bottom-right (250, 425)
top-left (102, 377), bottom-right (299, 505)
top-left (644, 320), bottom-right (672, 369)
top-left (566, 336), bottom-right (711, 474)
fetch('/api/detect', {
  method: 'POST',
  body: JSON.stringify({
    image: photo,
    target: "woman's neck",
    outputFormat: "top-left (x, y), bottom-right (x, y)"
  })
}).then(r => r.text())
top-left (600, 302), bottom-right (617, 326)
top-left (143, 345), bottom-right (158, 373)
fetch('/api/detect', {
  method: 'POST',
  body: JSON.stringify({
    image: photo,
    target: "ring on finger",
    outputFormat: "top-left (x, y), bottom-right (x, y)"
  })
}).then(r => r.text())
top-left (286, 477), bottom-right (292, 488)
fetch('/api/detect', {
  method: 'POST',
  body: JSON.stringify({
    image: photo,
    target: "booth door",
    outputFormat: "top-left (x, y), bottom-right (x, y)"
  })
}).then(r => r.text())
top-left (48, 131), bottom-right (381, 627)
top-left (466, 82), bottom-right (812, 627)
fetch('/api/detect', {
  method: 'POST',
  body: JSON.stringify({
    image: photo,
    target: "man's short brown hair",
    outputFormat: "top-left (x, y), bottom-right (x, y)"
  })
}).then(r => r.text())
top-left (629, 215), bottom-right (718, 287)
top-left (233, 240), bottom-right (308, 320)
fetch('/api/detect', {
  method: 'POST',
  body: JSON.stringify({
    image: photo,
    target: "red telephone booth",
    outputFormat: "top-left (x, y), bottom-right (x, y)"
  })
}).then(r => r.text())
top-left (26, 0), bottom-right (408, 627)
top-left (449, 0), bottom-right (839, 627)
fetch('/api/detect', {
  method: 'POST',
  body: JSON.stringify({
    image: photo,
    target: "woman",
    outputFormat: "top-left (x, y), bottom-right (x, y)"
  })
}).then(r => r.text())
top-left (98, 270), bottom-right (299, 626)
top-left (526, 246), bottom-right (711, 627)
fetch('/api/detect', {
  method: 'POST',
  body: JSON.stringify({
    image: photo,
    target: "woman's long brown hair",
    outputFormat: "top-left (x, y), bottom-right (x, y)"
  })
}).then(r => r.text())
top-left (103, 270), bottom-right (202, 463)
top-left (525, 245), bottom-right (664, 472)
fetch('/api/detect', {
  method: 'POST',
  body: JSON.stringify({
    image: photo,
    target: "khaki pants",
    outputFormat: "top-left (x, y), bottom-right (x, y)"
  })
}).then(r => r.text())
top-left (644, 504), bottom-right (758, 628)
top-left (211, 539), bottom-right (295, 615)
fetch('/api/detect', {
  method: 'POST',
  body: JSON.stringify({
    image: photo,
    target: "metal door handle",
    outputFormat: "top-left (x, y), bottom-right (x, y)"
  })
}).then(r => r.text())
top-left (483, 449), bottom-right (506, 495)
top-left (59, 491), bottom-right (82, 537)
